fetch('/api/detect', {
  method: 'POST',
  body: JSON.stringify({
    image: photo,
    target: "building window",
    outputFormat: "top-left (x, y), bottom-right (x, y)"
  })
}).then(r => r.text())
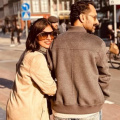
top-left (41, 0), bottom-right (48, 12)
top-left (60, 0), bottom-right (72, 11)
top-left (32, 0), bottom-right (40, 13)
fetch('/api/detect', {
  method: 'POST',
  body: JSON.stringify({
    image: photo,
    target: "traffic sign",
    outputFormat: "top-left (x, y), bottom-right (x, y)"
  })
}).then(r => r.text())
top-left (21, 11), bottom-right (31, 20)
top-left (109, 0), bottom-right (120, 5)
top-left (21, 3), bottom-right (30, 11)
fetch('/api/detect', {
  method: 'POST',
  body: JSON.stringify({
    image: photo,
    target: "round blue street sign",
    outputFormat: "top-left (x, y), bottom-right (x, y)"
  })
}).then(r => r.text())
top-left (21, 3), bottom-right (30, 11)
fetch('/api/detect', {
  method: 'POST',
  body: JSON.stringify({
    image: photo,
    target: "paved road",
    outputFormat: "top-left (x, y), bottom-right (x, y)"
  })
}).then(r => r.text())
top-left (0, 35), bottom-right (25, 120)
top-left (0, 35), bottom-right (120, 120)
top-left (0, 108), bottom-right (6, 120)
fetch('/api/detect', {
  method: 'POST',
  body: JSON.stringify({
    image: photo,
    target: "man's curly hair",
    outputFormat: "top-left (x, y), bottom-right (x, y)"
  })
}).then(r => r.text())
top-left (70, 1), bottom-right (94, 25)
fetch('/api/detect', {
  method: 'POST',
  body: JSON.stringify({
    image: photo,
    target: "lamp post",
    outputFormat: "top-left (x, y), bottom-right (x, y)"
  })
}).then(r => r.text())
top-left (57, 0), bottom-right (59, 17)
top-left (114, 5), bottom-right (117, 44)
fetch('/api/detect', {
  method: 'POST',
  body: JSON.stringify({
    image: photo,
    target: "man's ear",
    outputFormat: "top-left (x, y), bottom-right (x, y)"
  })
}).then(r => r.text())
top-left (79, 14), bottom-right (85, 23)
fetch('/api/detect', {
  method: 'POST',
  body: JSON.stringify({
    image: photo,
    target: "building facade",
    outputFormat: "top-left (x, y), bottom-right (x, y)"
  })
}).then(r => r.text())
top-left (0, 0), bottom-right (51, 30)
top-left (0, 0), bottom-right (75, 29)
top-left (0, 0), bottom-right (120, 36)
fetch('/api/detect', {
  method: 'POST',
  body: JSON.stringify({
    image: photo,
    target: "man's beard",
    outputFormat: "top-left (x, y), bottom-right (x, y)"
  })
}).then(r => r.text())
top-left (87, 24), bottom-right (99, 34)
top-left (86, 29), bottom-right (93, 34)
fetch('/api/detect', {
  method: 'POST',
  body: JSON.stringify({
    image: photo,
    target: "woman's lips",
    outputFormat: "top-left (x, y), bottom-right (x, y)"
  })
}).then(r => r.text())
top-left (45, 41), bottom-right (51, 45)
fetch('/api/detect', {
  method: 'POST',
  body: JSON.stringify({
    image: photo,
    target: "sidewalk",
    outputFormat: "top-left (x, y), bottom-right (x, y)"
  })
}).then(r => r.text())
top-left (0, 34), bottom-right (25, 120)
top-left (102, 102), bottom-right (120, 120)
top-left (0, 34), bottom-right (120, 120)
top-left (0, 108), bottom-right (6, 120)
top-left (0, 32), bottom-right (25, 51)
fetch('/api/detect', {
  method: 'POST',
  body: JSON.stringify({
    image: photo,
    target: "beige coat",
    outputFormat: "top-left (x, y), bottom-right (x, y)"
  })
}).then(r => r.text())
top-left (6, 51), bottom-right (56, 120)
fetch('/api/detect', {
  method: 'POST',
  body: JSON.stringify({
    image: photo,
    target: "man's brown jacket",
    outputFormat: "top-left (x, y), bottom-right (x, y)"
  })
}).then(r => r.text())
top-left (47, 26), bottom-right (111, 114)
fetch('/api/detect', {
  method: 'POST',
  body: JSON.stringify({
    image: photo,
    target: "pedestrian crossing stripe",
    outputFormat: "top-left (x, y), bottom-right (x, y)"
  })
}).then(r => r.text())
top-left (21, 11), bottom-right (31, 20)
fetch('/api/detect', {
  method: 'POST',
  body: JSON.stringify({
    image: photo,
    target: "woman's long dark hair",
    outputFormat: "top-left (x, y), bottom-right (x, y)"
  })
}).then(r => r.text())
top-left (26, 18), bottom-right (51, 52)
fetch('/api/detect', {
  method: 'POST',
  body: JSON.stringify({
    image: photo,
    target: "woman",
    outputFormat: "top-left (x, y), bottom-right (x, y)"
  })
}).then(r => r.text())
top-left (6, 18), bottom-right (57, 120)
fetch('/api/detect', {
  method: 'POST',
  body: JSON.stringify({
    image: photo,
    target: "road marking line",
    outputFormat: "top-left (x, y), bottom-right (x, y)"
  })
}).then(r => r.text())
top-left (0, 85), bottom-right (5, 88)
top-left (0, 60), bottom-right (18, 63)
top-left (105, 100), bottom-right (114, 104)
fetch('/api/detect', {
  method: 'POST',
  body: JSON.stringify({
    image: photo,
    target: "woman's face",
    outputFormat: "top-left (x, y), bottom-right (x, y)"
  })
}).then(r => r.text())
top-left (37, 25), bottom-right (54, 49)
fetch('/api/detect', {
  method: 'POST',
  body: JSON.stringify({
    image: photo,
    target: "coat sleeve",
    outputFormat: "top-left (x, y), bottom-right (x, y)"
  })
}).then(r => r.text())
top-left (97, 42), bottom-right (111, 100)
top-left (29, 53), bottom-right (57, 96)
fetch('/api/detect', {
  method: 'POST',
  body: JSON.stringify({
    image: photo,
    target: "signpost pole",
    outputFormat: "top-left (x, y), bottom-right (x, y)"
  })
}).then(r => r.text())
top-left (21, 3), bottom-right (30, 40)
top-left (18, 11), bottom-right (21, 27)
top-left (25, 20), bottom-right (28, 39)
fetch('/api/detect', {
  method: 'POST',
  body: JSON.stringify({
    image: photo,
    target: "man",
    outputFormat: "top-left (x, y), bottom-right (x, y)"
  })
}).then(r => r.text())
top-left (48, 16), bottom-right (60, 35)
top-left (47, 1), bottom-right (111, 120)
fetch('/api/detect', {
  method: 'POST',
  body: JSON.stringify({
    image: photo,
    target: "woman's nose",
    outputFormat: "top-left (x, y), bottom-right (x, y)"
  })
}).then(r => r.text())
top-left (47, 34), bottom-right (52, 40)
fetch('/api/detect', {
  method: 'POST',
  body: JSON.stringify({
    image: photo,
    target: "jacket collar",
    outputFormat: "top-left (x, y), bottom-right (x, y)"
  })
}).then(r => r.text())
top-left (38, 47), bottom-right (47, 56)
top-left (67, 26), bottom-right (87, 33)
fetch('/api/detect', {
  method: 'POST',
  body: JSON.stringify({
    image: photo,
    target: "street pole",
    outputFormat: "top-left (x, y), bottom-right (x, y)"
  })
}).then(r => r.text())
top-left (50, 0), bottom-right (52, 15)
top-left (57, 0), bottom-right (59, 17)
top-left (25, 20), bottom-right (28, 39)
top-left (72, 0), bottom-right (75, 4)
top-left (62, 1), bottom-right (65, 21)
top-left (18, 11), bottom-right (21, 27)
top-left (114, 5), bottom-right (117, 44)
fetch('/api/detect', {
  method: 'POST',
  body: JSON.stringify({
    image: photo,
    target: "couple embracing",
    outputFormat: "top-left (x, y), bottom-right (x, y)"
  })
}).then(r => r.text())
top-left (6, 1), bottom-right (110, 120)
